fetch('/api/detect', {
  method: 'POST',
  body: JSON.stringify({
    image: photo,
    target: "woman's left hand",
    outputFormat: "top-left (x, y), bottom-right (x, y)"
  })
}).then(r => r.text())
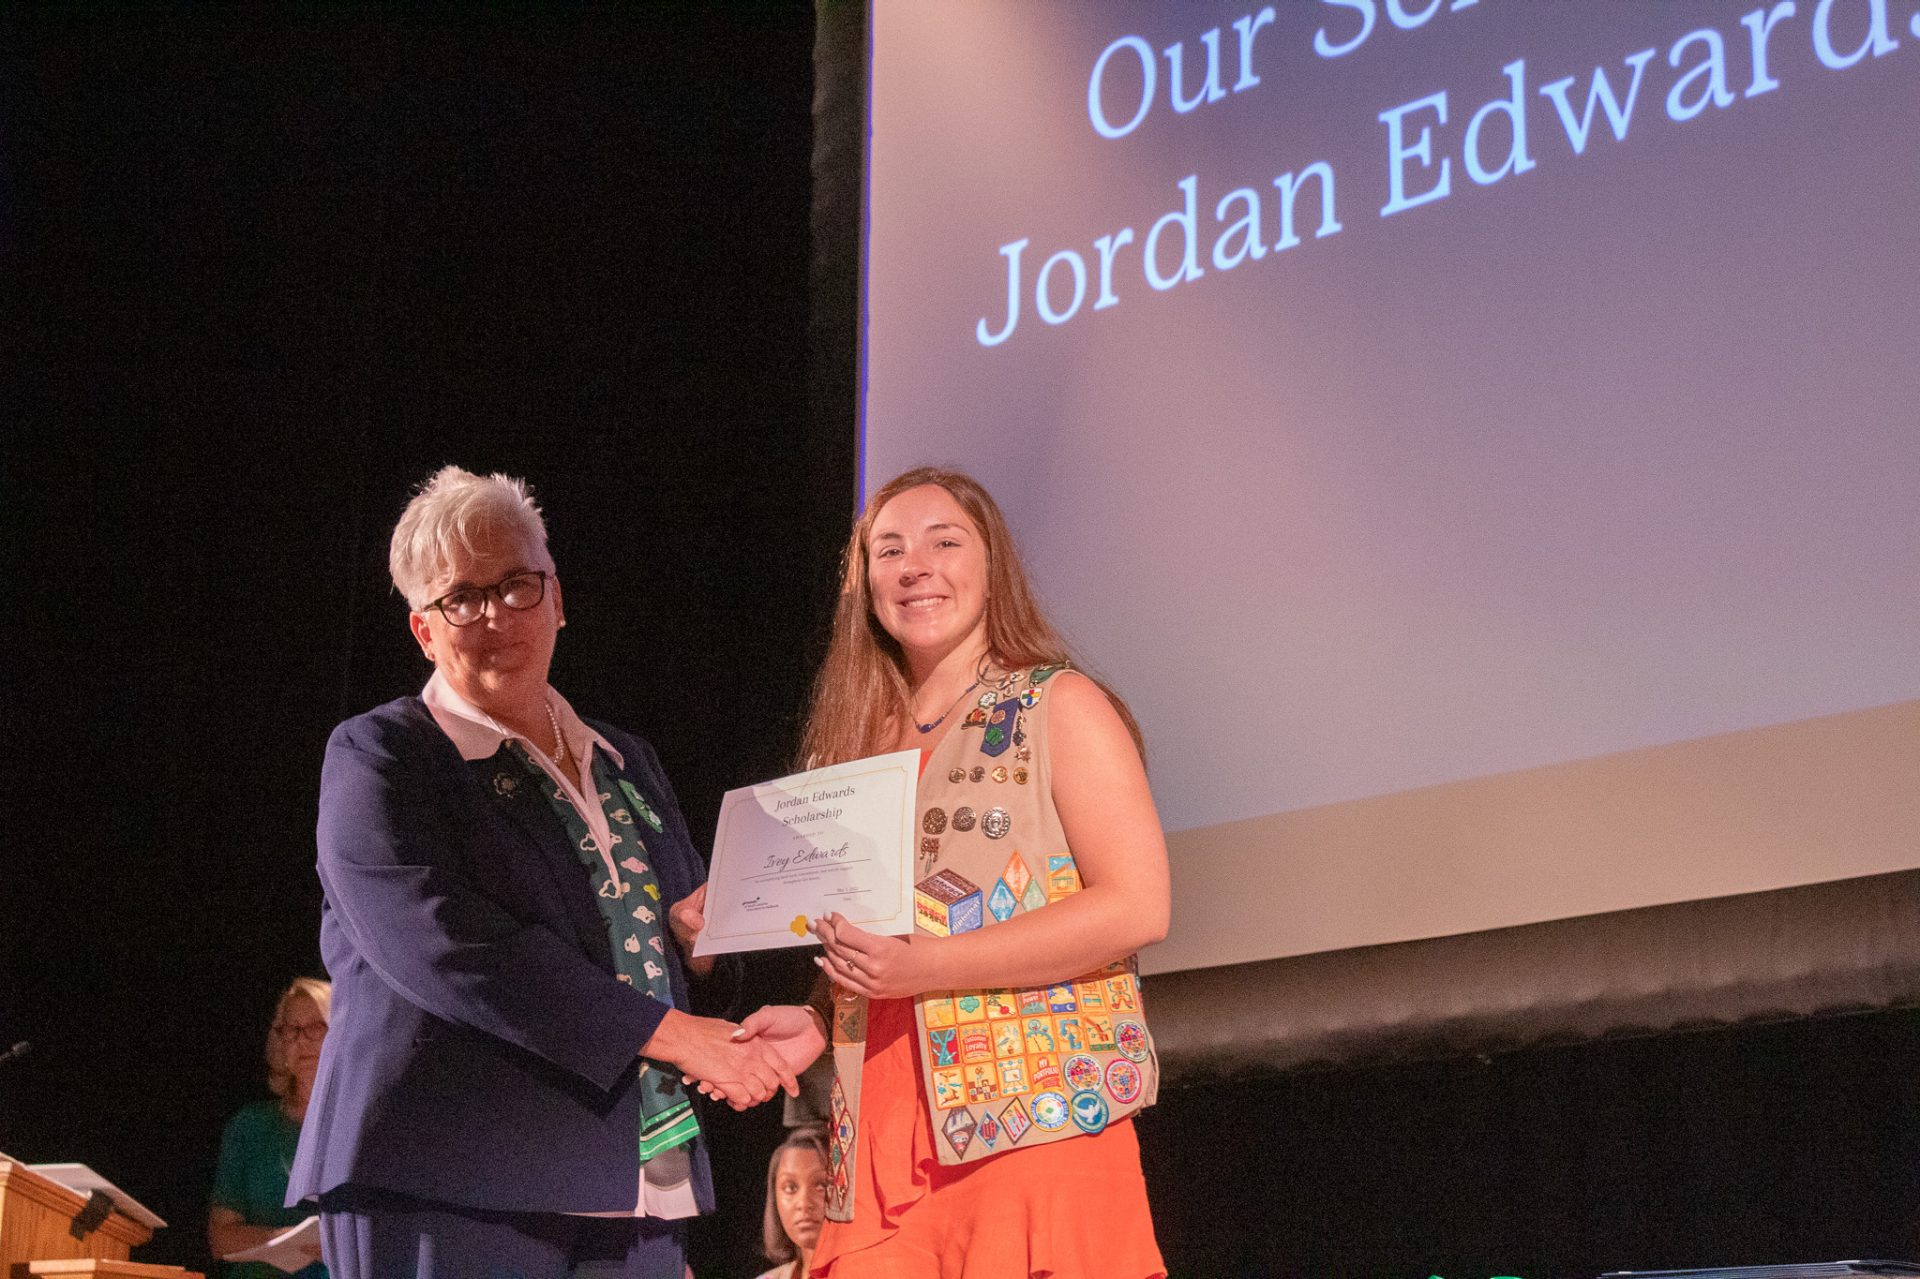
top-left (812, 912), bottom-right (936, 1000)
top-left (669, 884), bottom-right (715, 976)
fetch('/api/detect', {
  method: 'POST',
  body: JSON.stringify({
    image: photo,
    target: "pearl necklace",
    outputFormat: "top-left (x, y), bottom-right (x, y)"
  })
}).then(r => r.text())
top-left (543, 697), bottom-right (570, 769)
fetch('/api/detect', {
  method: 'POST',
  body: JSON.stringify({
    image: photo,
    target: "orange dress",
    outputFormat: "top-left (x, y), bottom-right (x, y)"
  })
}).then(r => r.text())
top-left (809, 747), bottom-right (1165, 1277)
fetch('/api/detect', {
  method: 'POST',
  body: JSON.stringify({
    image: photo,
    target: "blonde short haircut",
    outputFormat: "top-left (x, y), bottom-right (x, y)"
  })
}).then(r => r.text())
top-left (265, 977), bottom-right (332, 1100)
top-left (388, 465), bottom-right (554, 609)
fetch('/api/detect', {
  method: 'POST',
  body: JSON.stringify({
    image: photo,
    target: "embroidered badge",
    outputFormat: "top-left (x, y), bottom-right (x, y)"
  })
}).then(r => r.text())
top-left (1064, 1054), bottom-right (1103, 1092)
top-left (1029, 1053), bottom-right (1063, 1092)
top-left (975, 1111), bottom-right (1000, 1151)
top-left (942, 1107), bottom-right (977, 1158)
top-left (1105, 1057), bottom-right (1144, 1104)
top-left (1000, 1097), bottom-right (1033, 1144)
top-left (984, 989), bottom-right (1019, 1019)
top-left (1070, 1088), bottom-right (1110, 1134)
top-left (965, 1062), bottom-right (998, 1104)
top-left (987, 879), bottom-right (1017, 922)
top-left (997, 1056), bottom-right (1030, 1095)
top-left (928, 1027), bottom-right (959, 1068)
top-left (932, 1067), bottom-right (965, 1109)
top-left (992, 1020), bottom-right (1024, 1059)
top-left (1116, 1020), bottom-right (1150, 1062)
top-left (1030, 1091), bottom-right (1069, 1131)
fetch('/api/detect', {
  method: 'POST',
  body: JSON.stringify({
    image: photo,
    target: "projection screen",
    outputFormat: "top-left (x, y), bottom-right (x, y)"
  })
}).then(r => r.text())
top-left (858, 0), bottom-right (1920, 1017)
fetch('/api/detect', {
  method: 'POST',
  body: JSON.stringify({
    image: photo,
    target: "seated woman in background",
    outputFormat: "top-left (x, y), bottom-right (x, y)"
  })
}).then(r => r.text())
top-left (209, 977), bottom-right (330, 1278)
top-left (755, 1127), bottom-right (829, 1279)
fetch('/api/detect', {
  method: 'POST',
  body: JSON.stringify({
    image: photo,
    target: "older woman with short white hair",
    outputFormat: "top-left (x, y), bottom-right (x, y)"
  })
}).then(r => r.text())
top-left (288, 466), bottom-right (821, 1279)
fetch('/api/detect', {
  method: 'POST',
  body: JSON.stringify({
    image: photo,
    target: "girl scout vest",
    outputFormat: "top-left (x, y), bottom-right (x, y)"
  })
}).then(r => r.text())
top-left (822, 664), bottom-right (1161, 1221)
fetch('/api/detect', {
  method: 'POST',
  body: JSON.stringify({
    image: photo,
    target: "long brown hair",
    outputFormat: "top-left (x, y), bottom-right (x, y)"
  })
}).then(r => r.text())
top-left (797, 466), bottom-right (1143, 768)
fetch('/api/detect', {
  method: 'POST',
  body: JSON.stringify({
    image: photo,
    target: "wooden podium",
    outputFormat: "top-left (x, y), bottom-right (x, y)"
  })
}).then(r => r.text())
top-left (0, 1161), bottom-right (202, 1279)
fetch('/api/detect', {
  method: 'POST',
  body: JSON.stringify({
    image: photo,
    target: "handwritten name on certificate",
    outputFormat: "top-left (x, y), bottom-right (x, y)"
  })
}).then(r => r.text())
top-left (694, 750), bottom-right (920, 956)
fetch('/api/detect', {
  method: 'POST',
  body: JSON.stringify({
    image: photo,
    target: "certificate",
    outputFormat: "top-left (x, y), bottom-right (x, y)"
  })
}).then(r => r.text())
top-left (694, 749), bottom-right (920, 956)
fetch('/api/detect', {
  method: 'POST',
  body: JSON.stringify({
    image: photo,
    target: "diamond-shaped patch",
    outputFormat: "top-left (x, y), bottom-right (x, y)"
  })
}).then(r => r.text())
top-left (942, 1106), bottom-right (978, 1158)
top-left (1021, 878), bottom-right (1047, 912)
top-left (976, 1112), bottom-right (1000, 1151)
top-left (999, 1097), bottom-right (1032, 1144)
top-left (988, 879), bottom-right (1017, 922)
top-left (1002, 853), bottom-right (1032, 899)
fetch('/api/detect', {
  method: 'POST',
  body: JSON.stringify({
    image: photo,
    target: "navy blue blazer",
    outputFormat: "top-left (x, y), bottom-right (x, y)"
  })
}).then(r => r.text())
top-left (288, 696), bottom-right (715, 1215)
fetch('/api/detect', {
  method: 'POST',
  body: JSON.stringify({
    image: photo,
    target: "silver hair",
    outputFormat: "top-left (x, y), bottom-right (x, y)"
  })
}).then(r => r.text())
top-left (388, 465), bottom-right (554, 608)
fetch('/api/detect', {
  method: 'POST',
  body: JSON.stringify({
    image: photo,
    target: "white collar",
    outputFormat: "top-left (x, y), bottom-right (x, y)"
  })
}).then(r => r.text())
top-left (420, 670), bottom-right (623, 770)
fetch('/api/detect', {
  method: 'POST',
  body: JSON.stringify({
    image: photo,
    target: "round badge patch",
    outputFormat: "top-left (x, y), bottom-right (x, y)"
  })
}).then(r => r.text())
top-left (969, 766), bottom-right (987, 784)
top-left (1069, 1088), bottom-right (1109, 1134)
top-left (982, 807), bottom-right (1012, 839)
top-left (951, 807), bottom-right (976, 832)
top-left (1104, 1058), bottom-right (1143, 1104)
top-left (948, 767), bottom-right (966, 784)
top-left (1063, 1054), bottom-right (1102, 1092)
top-left (922, 808), bottom-right (948, 835)
top-left (991, 766), bottom-right (1009, 783)
top-left (1031, 1091), bottom-right (1069, 1131)
top-left (1013, 767), bottom-right (1029, 784)
top-left (1115, 1020), bottom-right (1149, 1063)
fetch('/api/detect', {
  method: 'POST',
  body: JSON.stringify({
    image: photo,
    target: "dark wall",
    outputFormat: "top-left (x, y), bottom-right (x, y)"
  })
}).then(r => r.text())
top-left (4, 7), bottom-right (833, 1276)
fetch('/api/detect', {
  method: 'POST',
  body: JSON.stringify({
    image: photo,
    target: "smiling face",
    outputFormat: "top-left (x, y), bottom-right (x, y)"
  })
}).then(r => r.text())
top-left (406, 523), bottom-right (563, 717)
top-left (773, 1145), bottom-right (828, 1257)
top-left (866, 483), bottom-right (990, 675)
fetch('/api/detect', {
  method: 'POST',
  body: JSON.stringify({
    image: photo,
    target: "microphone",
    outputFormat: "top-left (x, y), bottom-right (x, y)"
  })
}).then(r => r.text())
top-left (0, 1042), bottom-right (31, 1068)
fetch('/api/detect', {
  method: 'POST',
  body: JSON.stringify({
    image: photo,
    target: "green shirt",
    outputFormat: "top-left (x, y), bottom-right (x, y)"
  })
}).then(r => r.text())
top-left (210, 1100), bottom-right (326, 1279)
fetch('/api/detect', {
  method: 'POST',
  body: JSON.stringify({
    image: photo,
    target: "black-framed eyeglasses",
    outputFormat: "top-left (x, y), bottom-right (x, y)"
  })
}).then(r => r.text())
top-left (422, 570), bottom-right (550, 627)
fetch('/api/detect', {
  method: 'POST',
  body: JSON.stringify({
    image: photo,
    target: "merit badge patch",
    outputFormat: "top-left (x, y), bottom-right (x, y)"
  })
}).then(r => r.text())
top-left (975, 1111), bottom-right (1000, 1151)
top-left (927, 1027), bottom-right (959, 1068)
top-left (988, 878), bottom-right (1018, 922)
top-left (1105, 1057), bottom-right (1144, 1104)
top-left (1031, 1091), bottom-right (1069, 1131)
top-left (993, 1020), bottom-right (1024, 1059)
top-left (1001, 853), bottom-right (1032, 899)
top-left (1000, 1097), bottom-right (1033, 1144)
top-left (1063, 1053), bottom-right (1103, 1092)
top-left (1116, 1020), bottom-right (1150, 1062)
top-left (942, 1107), bottom-right (978, 1158)
top-left (932, 1067), bottom-right (964, 1110)
top-left (984, 989), bottom-right (1019, 1019)
top-left (1070, 1088), bottom-right (1110, 1134)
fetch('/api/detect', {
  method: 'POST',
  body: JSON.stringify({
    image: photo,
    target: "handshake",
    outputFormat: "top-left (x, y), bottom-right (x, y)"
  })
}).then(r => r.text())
top-left (644, 1004), bottom-right (827, 1111)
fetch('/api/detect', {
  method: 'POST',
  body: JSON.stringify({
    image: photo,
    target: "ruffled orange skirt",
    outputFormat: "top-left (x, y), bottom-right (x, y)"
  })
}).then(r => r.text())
top-left (810, 995), bottom-right (1165, 1279)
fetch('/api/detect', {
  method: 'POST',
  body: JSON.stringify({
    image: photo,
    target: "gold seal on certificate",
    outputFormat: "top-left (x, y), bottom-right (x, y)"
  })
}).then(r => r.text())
top-left (693, 749), bottom-right (921, 956)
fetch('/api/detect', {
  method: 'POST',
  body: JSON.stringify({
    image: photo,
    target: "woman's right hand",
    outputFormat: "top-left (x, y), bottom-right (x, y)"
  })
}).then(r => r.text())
top-left (643, 1009), bottom-right (797, 1110)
